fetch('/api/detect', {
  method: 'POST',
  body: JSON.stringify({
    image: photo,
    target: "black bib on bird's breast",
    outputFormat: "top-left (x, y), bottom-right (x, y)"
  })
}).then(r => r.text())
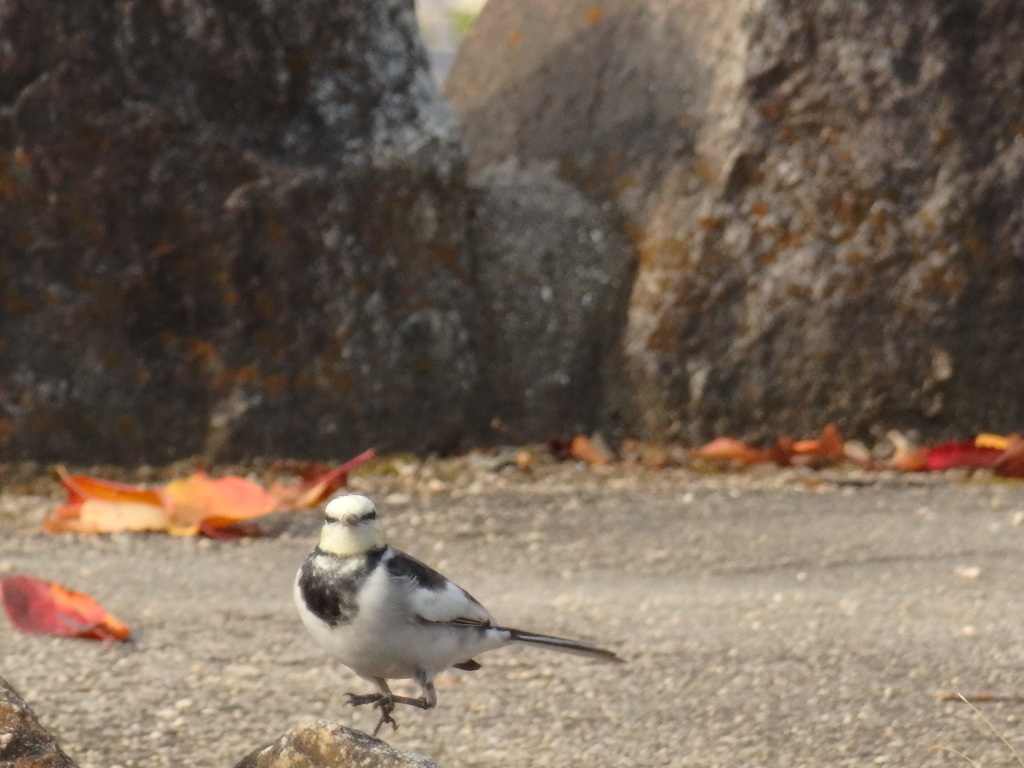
top-left (299, 546), bottom-right (386, 627)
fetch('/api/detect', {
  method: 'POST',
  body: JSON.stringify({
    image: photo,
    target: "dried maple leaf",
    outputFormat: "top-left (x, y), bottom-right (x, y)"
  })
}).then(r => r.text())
top-left (792, 423), bottom-right (844, 460)
top-left (975, 433), bottom-right (1010, 451)
top-left (0, 575), bottom-right (131, 642)
top-left (888, 431), bottom-right (929, 472)
top-left (163, 472), bottom-right (277, 536)
top-left (569, 435), bottom-right (613, 466)
top-left (45, 450), bottom-right (376, 537)
top-left (620, 438), bottom-right (670, 469)
top-left (992, 434), bottom-right (1024, 478)
top-left (767, 436), bottom-right (796, 466)
top-left (44, 468), bottom-right (170, 533)
top-left (926, 440), bottom-right (1003, 471)
top-left (691, 437), bottom-right (774, 466)
top-left (269, 448), bottom-right (376, 509)
top-left (546, 435), bottom-right (575, 461)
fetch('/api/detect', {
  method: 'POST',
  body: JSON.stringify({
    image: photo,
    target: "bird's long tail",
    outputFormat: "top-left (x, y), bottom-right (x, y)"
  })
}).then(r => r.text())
top-left (506, 628), bottom-right (624, 663)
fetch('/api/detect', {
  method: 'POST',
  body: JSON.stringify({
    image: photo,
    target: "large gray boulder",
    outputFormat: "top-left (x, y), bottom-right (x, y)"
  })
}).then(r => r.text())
top-left (448, 0), bottom-right (1024, 444)
top-left (0, 0), bottom-right (633, 463)
top-left (469, 161), bottom-right (633, 439)
top-left (0, 0), bottom-right (475, 463)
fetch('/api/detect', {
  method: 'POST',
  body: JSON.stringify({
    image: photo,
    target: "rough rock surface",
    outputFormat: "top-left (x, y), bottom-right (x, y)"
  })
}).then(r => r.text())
top-left (469, 161), bottom-right (634, 439)
top-left (0, 0), bottom-right (475, 463)
top-left (0, 0), bottom-right (633, 464)
top-left (0, 677), bottom-right (78, 768)
top-left (234, 721), bottom-right (440, 768)
top-left (448, 0), bottom-right (1024, 444)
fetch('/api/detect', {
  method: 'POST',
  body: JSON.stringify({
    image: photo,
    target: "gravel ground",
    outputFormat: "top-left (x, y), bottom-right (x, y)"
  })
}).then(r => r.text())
top-left (2, 458), bottom-right (1024, 767)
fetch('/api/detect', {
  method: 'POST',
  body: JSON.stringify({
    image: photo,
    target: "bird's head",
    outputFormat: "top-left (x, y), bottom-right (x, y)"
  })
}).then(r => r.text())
top-left (318, 494), bottom-right (387, 556)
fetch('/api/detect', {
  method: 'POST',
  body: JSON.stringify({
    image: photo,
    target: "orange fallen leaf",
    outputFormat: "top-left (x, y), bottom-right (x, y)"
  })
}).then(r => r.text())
top-left (569, 435), bottom-right (612, 466)
top-left (269, 448), bottom-right (376, 509)
top-left (691, 437), bottom-right (773, 466)
top-left (792, 423), bottom-right (844, 459)
top-left (620, 438), bottom-right (670, 469)
top-left (513, 450), bottom-right (533, 470)
top-left (992, 434), bottom-right (1024, 478)
top-left (0, 575), bottom-right (131, 642)
top-left (888, 431), bottom-right (928, 472)
top-left (767, 436), bottom-right (796, 466)
top-left (164, 472), bottom-right (277, 535)
top-left (892, 447), bottom-right (929, 472)
top-left (46, 451), bottom-right (376, 537)
top-left (45, 467), bottom-right (169, 533)
top-left (975, 433), bottom-right (1010, 451)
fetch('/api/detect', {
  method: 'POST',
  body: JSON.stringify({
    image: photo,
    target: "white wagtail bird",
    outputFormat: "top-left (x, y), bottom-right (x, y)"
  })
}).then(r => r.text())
top-left (294, 494), bottom-right (624, 736)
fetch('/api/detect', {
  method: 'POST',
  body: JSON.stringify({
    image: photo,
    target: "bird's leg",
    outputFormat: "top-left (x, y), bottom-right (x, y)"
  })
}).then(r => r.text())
top-left (385, 670), bottom-right (437, 710)
top-left (345, 674), bottom-right (438, 737)
top-left (344, 678), bottom-right (399, 737)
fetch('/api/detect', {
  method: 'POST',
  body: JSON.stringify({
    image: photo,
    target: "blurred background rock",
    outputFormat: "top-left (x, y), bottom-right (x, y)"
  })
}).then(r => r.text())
top-left (2, 0), bottom-right (1022, 465)
top-left (416, 0), bottom-right (486, 84)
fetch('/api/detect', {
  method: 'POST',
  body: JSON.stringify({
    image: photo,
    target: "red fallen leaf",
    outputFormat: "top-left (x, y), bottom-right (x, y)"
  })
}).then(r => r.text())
top-left (992, 435), bottom-right (1024, 478)
top-left (926, 440), bottom-right (1003, 471)
top-left (0, 575), bottom-right (131, 642)
top-left (569, 435), bottom-right (613, 466)
top-left (546, 435), bottom-right (574, 461)
top-left (691, 437), bottom-right (774, 466)
top-left (269, 448), bottom-right (377, 509)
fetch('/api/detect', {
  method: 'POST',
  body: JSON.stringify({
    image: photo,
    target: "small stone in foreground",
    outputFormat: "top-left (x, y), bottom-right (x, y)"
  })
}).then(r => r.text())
top-left (0, 677), bottom-right (78, 768)
top-left (234, 721), bottom-right (441, 768)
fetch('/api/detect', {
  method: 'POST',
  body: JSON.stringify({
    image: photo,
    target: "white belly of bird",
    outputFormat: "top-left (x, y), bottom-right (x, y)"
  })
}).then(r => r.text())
top-left (296, 562), bottom-right (508, 681)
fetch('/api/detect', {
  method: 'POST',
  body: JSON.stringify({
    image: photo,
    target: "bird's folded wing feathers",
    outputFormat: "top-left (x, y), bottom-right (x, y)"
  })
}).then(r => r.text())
top-left (386, 550), bottom-right (494, 626)
top-left (410, 580), bottom-right (494, 626)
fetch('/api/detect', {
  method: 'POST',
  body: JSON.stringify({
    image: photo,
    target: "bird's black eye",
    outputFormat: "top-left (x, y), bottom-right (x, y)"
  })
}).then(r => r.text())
top-left (339, 510), bottom-right (377, 526)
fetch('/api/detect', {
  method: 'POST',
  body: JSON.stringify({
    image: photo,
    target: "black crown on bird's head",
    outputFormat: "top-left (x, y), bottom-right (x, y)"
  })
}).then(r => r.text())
top-left (324, 494), bottom-right (378, 527)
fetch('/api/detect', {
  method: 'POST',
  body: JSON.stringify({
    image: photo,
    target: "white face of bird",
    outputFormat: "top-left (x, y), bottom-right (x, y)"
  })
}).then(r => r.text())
top-left (319, 494), bottom-right (387, 556)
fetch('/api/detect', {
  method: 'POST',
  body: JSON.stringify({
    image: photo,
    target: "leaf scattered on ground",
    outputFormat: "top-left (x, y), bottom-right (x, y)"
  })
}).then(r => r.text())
top-left (0, 575), bottom-right (131, 642)
top-left (42, 449), bottom-right (376, 537)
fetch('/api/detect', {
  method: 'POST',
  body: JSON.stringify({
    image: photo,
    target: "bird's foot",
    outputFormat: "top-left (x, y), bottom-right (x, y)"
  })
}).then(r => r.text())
top-left (344, 692), bottom-right (399, 737)
top-left (344, 692), bottom-right (388, 708)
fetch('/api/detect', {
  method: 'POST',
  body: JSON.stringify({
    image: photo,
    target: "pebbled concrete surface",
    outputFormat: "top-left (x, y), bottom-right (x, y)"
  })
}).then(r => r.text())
top-left (1, 462), bottom-right (1024, 767)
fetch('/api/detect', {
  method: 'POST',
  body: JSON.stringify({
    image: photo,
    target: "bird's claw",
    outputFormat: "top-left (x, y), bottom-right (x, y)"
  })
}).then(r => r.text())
top-left (344, 692), bottom-right (400, 737)
top-left (371, 710), bottom-right (399, 737)
top-left (344, 692), bottom-right (385, 708)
